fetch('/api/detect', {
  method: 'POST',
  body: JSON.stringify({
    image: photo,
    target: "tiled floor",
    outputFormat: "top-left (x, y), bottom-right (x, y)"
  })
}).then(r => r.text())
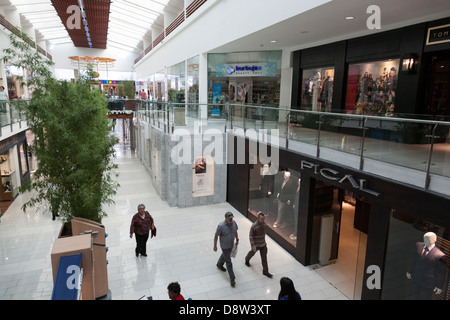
top-left (0, 124), bottom-right (348, 300)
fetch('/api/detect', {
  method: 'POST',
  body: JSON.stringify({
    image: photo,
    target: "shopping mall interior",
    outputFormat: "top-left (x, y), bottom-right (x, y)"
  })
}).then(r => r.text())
top-left (0, 0), bottom-right (449, 302)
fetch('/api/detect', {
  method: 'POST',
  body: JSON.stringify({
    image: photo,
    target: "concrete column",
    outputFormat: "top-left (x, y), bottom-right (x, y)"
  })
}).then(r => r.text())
top-left (22, 25), bottom-right (35, 42)
top-left (0, 60), bottom-right (7, 94)
top-left (163, 8), bottom-right (177, 29)
top-left (151, 25), bottom-right (164, 43)
top-left (143, 33), bottom-right (152, 50)
top-left (198, 53), bottom-right (208, 121)
top-left (4, 8), bottom-right (21, 30)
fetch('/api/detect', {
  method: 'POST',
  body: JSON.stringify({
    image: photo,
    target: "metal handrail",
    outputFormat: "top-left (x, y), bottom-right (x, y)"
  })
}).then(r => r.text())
top-left (136, 101), bottom-right (450, 192)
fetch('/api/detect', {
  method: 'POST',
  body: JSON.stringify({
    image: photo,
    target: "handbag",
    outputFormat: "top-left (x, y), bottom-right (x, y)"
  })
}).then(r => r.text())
top-left (145, 211), bottom-right (157, 238)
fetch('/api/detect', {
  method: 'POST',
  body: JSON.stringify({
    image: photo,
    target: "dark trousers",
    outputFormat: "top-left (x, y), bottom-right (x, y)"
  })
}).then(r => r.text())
top-left (246, 245), bottom-right (269, 273)
top-left (135, 233), bottom-right (149, 255)
top-left (411, 281), bottom-right (435, 300)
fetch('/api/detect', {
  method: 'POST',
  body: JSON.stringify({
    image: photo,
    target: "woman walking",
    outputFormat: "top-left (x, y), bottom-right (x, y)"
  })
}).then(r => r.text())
top-left (130, 204), bottom-right (156, 257)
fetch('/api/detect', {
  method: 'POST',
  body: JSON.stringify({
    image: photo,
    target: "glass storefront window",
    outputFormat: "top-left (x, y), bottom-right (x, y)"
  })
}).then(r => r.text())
top-left (301, 67), bottom-right (335, 111)
top-left (167, 61), bottom-right (185, 103)
top-left (187, 56), bottom-right (199, 104)
top-left (382, 209), bottom-right (450, 300)
top-left (207, 51), bottom-right (282, 105)
top-left (345, 59), bottom-right (400, 115)
top-left (20, 142), bottom-right (28, 177)
top-left (248, 160), bottom-right (301, 246)
top-left (154, 71), bottom-right (166, 101)
top-left (6, 66), bottom-right (27, 99)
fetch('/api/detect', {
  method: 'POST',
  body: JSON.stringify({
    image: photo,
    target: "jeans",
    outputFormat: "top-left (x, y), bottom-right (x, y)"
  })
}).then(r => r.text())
top-left (217, 248), bottom-right (235, 281)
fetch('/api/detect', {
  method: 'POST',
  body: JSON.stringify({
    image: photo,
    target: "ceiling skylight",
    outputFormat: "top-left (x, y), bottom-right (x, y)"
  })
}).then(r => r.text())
top-left (7, 0), bottom-right (178, 52)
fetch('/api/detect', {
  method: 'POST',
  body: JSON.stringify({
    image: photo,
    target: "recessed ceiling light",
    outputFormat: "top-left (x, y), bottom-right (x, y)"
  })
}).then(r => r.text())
top-left (270, 40), bottom-right (277, 43)
top-left (345, 16), bottom-right (355, 20)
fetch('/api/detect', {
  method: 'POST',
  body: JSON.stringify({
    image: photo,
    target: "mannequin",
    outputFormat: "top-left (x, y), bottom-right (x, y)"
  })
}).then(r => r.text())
top-left (304, 78), bottom-right (314, 109)
top-left (260, 164), bottom-right (274, 197)
top-left (260, 164), bottom-right (275, 213)
top-left (318, 76), bottom-right (329, 110)
top-left (274, 171), bottom-right (297, 228)
top-left (406, 232), bottom-right (447, 300)
top-left (290, 178), bottom-right (301, 241)
top-left (312, 72), bottom-right (321, 111)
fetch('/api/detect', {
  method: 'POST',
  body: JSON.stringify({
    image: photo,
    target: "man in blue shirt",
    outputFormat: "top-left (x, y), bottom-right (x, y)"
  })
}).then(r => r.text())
top-left (214, 212), bottom-right (239, 287)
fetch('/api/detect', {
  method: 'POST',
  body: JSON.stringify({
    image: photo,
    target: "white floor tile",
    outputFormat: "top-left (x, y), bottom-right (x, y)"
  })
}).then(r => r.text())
top-left (0, 126), bottom-right (349, 300)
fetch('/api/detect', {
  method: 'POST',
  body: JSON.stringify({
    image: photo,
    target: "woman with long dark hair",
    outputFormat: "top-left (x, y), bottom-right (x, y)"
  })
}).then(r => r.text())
top-left (278, 277), bottom-right (301, 300)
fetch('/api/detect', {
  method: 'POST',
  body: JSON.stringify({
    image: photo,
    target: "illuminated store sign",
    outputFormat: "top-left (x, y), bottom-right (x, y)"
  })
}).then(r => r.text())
top-left (301, 160), bottom-right (380, 197)
top-left (100, 80), bottom-right (121, 85)
top-left (426, 24), bottom-right (450, 45)
top-left (216, 62), bottom-right (276, 77)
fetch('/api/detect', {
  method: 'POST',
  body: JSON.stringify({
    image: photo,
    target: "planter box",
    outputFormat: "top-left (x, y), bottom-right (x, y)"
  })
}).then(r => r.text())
top-left (125, 100), bottom-right (138, 111)
top-left (71, 218), bottom-right (109, 299)
top-left (51, 234), bottom-right (94, 300)
top-left (55, 218), bottom-right (110, 299)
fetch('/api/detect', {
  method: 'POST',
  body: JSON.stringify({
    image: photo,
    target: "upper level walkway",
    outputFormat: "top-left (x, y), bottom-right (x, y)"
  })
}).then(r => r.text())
top-left (135, 101), bottom-right (450, 198)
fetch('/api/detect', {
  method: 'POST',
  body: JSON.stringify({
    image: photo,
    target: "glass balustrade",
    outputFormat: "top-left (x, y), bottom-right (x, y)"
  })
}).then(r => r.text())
top-left (6, 99), bottom-right (448, 187)
top-left (134, 101), bottom-right (450, 189)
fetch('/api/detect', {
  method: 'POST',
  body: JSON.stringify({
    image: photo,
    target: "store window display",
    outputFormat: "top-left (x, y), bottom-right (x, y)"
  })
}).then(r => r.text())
top-left (187, 56), bottom-right (199, 104)
top-left (207, 51), bottom-right (282, 105)
top-left (0, 152), bottom-right (13, 201)
top-left (345, 59), bottom-right (400, 115)
top-left (167, 61), bottom-right (186, 103)
top-left (248, 161), bottom-right (301, 246)
top-left (382, 209), bottom-right (450, 300)
top-left (301, 67), bottom-right (334, 111)
top-left (406, 232), bottom-right (447, 299)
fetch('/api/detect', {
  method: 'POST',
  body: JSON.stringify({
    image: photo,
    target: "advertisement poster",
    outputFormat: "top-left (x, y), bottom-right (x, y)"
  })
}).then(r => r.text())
top-left (211, 84), bottom-right (222, 116)
top-left (212, 84), bottom-right (222, 104)
top-left (192, 155), bottom-right (214, 197)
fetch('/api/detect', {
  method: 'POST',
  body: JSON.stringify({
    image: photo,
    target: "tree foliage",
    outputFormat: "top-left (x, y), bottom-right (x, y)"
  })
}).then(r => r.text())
top-left (2, 31), bottom-right (119, 223)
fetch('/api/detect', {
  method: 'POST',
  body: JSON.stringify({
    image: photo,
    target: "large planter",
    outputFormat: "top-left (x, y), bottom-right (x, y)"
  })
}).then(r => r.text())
top-left (58, 222), bottom-right (72, 238)
top-left (53, 218), bottom-right (110, 300)
top-left (125, 99), bottom-right (138, 111)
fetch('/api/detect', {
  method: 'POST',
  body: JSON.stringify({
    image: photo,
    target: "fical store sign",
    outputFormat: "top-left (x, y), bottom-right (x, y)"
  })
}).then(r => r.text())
top-left (301, 160), bottom-right (380, 197)
top-left (216, 62), bottom-right (276, 77)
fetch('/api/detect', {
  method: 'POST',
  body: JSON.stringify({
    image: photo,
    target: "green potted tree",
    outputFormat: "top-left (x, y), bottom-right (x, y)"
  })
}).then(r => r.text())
top-left (122, 80), bottom-right (138, 111)
top-left (3, 31), bottom-right (119, 233)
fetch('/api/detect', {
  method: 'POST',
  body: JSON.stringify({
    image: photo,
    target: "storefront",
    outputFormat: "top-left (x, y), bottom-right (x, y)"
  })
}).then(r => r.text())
top-left (291, 17), bottom-right (450, 117)
top-left (5, 65), bottom-right (30, 100)
top-left (208, 51), bottom-right (282, 106)
top-left (101, 80), bottom-right (121, 96)
top-left (226, 134), bottom-right (450, 300)
top-left (0, 131), bottom-right (30, 203)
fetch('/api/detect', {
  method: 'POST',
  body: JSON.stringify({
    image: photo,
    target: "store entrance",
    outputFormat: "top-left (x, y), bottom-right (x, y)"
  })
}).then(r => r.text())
top-left (424, 50), bottom-right (450, 116)
top-left (311, 181), bottom-right (368, 300)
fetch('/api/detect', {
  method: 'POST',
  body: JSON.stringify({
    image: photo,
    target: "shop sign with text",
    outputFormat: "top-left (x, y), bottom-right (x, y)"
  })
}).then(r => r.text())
top-left (301, 160), bottom-right (380, 197)
top-left (426, 24), bottom-right (450, 45)
top-left (216, 62), bottom-right (276, 77)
